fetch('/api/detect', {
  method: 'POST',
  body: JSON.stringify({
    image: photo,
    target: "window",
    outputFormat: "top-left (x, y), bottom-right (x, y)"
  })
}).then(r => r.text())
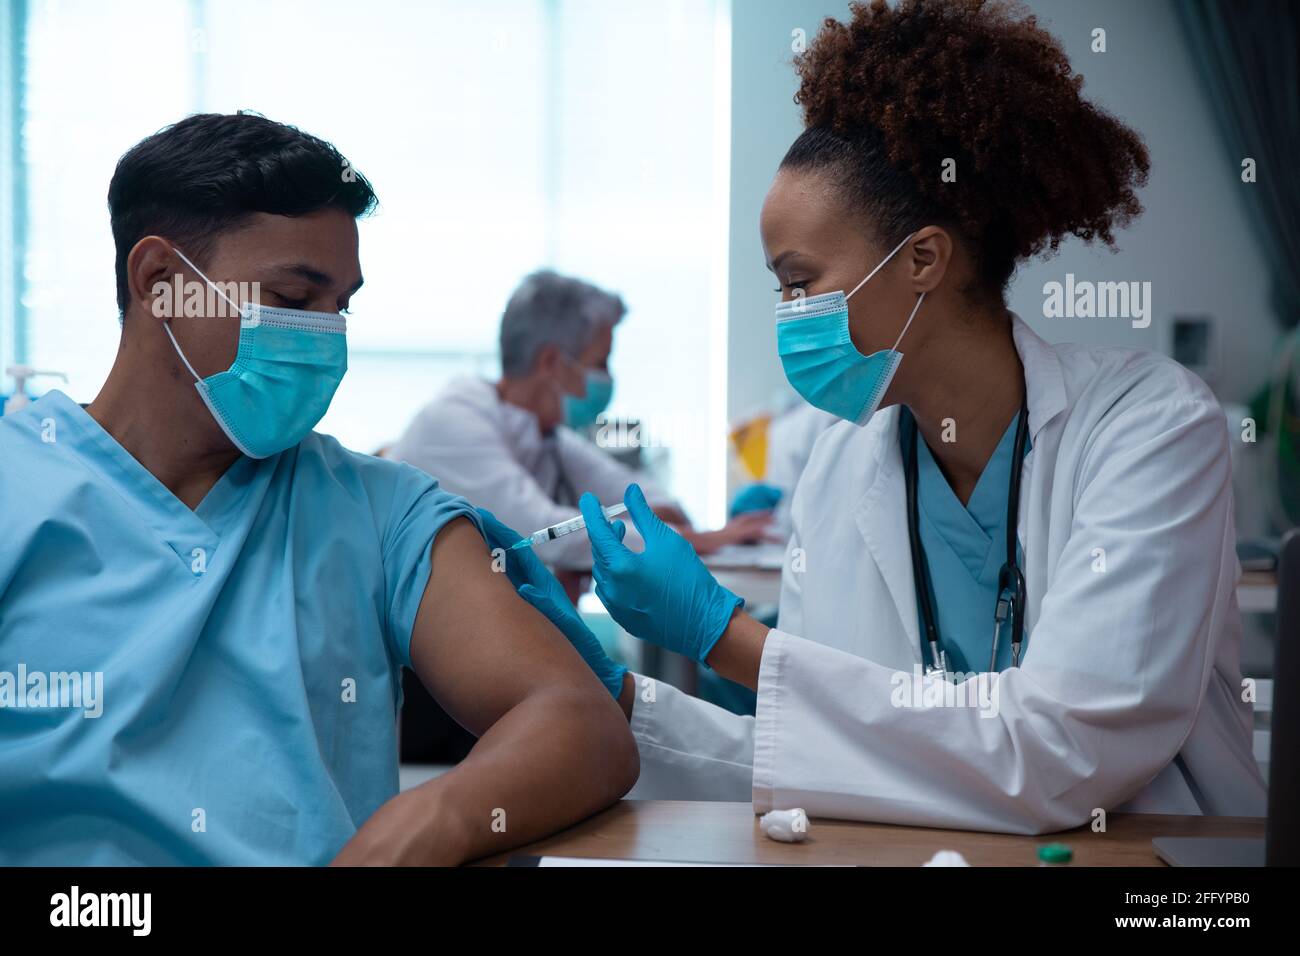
top-left (7, 0), bottom-right (730, 522)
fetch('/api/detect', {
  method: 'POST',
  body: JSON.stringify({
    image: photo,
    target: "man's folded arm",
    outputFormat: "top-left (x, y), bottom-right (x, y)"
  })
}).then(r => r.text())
top-left (334, 516), bottom-right (639, 865)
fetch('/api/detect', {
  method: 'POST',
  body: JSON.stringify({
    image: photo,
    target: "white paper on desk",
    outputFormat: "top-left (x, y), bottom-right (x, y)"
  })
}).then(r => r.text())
top-left (701, 543), bottom-right (786, 571)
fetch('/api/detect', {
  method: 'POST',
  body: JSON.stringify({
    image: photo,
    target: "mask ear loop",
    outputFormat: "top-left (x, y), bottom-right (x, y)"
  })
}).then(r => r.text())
top-left (841, 231), bottom-right (926, 353)
top-left (170, 246), bottom-right (246, 316)
top-left (162, 246), bottom-right (247, 384)
top-left (890, 292), bottom-right (926, 352)
top-left (845, 231), bottom-right (916, 301)
top-left (162, 323), bottom-right (203, 384)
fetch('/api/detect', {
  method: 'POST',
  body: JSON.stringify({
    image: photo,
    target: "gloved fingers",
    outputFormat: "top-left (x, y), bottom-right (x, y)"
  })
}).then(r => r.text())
top-left (509, 538), bottom-right (553, 588)
top-left (591, 580), bottom-right (619, 622)
top-left (518, 583), bottom-right (566, 622)
top-left (580, 492), bottom-right (631, 565)
top-left (600, 662), bottom-right (630, 701)
top-left (476, 508), bottom-right (522, 549)
top-left (477, 507), bottom-right (551, 587)
top-left (611, 519), bottom-right (627, 543)
top-left (730, 483), bottom-right (783, 516)
top-left (624, 483), bottom-right (668, 543)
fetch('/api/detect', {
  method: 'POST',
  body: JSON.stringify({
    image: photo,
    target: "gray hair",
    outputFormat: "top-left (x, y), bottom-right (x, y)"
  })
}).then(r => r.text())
top-left (499, 270), bottom-right (626, 377)
top-left (572, 278), bottom-right (627, 329)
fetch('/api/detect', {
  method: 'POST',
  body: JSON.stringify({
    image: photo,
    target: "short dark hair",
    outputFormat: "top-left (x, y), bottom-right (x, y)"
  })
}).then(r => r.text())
top-left (108, 111), bottom-right (378, 315)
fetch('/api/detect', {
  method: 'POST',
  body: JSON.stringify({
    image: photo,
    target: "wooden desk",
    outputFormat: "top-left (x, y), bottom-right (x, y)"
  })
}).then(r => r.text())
top-left (1238, 570), bottom-right (1278, 614)
top-left (483, 800), bottom-right (1264, 866)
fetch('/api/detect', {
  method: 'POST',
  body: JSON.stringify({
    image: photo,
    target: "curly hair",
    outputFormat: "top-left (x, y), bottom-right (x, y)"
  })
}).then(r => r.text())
top-left (783, 0), bottom-right (1150, 303)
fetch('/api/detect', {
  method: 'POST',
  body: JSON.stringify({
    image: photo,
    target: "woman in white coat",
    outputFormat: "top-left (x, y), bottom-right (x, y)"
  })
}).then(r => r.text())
top-left (481, 0), bottom-right (1266, 833)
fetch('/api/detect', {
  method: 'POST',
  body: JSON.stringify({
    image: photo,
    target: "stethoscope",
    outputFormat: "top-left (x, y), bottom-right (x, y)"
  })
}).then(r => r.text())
top-left (904, 402), bottom-right (1030, 679)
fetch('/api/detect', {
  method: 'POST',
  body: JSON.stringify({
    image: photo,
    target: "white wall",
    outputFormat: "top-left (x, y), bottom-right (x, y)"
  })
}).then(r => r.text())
top-left (726, 0), bottom-right (1280, 421)
top-left (1005, 0), bottom-right (1277, 402)
top-left (727, 0), bottom-right (851, 424)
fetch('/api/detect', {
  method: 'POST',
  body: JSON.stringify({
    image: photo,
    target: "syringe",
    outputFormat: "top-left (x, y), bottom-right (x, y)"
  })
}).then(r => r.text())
top-left (508, 503), bottom-right (629, 552)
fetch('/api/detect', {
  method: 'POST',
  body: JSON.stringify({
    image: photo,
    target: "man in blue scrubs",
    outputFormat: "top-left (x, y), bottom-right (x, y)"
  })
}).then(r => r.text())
top-left (0, 113), bottom-right (638, 865)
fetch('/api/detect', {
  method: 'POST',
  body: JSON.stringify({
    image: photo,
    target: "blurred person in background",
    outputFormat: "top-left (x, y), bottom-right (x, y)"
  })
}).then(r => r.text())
top-left (390, 269), bottom-right (771, 600)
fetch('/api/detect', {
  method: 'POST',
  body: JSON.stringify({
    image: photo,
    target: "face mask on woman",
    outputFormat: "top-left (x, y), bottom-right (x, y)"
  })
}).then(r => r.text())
top-left (775, 232), bottom-right (923, 425)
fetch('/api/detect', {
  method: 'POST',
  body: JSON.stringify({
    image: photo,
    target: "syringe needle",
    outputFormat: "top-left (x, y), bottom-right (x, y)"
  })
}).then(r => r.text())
top-left (509, 503), bottom-right (628, 552)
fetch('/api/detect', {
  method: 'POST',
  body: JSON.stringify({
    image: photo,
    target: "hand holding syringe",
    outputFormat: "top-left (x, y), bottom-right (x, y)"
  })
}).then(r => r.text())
top-left (508, 503), bottom-right (629, 552)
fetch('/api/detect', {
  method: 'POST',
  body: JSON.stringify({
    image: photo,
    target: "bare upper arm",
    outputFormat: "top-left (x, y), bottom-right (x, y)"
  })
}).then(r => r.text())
top-left (407, 517), bottom-right (606, 737)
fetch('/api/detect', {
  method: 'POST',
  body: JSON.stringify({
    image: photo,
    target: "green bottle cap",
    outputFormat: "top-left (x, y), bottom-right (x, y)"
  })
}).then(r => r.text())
top-left (1037, 843), bottom-right (1073, 864)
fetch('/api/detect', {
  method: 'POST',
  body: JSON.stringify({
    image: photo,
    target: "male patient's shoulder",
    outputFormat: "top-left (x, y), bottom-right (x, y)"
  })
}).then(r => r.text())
top-left (0, 404), bottom-right (82, 481)
top-left (298, 430), bottom-right (463, 515)
top-left (298, 430), bottom-right (418, 486)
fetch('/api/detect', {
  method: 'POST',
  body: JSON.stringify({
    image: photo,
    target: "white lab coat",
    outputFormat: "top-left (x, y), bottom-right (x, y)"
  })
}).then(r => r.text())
top-left (764, 402), bottom-right (839, 496)
top-left (763, 402), bottom-right (838, 535)
top-left (389, 377), bottom-right (670, 568)
top-left (627, 316), bottom-right (1267, 834)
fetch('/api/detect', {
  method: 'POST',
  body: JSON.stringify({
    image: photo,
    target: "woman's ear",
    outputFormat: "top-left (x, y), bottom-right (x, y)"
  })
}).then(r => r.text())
top-left (908, 226), bottom-right (952, 294)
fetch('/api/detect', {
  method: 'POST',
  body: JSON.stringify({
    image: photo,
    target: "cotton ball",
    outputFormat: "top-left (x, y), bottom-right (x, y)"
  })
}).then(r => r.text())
top-left (760, 808), bottom-right (810, 843)
top-left (922, 850), bottom-right (970, 867)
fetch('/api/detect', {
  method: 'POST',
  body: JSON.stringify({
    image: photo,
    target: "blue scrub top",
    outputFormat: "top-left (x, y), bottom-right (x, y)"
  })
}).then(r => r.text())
top-left (0, 391), bottom-right (482, 865)
top-left (901, 408), bottom-right (1031, 675)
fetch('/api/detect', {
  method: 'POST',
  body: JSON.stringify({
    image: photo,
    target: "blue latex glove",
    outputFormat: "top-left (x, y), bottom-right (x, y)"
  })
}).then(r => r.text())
top-left (730, 482), bottom-right (783, 516)
top-left (477, 508), bottom-right (628, 700)
top-left (580, 484), bottom-right (744, 665)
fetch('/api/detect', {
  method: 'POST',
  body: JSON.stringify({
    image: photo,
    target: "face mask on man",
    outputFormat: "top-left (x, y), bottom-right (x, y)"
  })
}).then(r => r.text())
top-left (775, 232), bottom-right (923, 426)
top-left (563, 367), bottom-right (614, 430)
top-left (163, 247), bottom-right (348, 458)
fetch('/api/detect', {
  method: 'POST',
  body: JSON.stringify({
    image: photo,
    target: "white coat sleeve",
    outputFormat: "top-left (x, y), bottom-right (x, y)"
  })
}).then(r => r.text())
top-left (752, 398), bottom-right (1240, 834)
top-left (625, 672), bottom-right (756, 800)
top-left (625, 528), bottom-right (809, 800)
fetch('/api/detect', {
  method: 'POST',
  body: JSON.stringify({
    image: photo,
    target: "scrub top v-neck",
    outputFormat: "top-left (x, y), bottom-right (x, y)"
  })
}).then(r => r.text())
top-left (900, 406), bottom-right (1031, 674)
top-left (0, 390), bottom-right (482, 865)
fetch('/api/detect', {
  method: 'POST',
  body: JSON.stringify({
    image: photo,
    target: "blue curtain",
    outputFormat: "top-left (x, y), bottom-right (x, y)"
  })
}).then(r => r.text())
top-left (1177, 0), bottom-right (1300, 330)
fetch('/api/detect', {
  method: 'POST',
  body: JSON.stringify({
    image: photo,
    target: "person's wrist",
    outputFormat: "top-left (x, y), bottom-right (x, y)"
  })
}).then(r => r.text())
top-left (696, 587), bottom-right (744, 664)
top-left (704, 609), bottom-right (769, 689)
top-left (405, 779), bottom-right (475, 866)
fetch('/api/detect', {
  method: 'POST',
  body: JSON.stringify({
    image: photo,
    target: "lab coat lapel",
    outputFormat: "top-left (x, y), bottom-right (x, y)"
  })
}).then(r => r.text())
top-left (852, 406), bottom-right (924, 666)
top-left (1011, 313), bottom-right (1067, 444)
top-left (1010, 313), bottom-right (1068, 637)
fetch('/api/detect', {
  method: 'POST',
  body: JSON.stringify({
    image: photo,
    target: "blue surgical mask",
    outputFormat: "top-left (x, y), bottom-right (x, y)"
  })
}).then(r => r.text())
top-left (163, 247), bottom-right (348, 458)
top-left (563, 369), bottom-right (614, 430)
top-left (776, 232), bottom-right (923, 426)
